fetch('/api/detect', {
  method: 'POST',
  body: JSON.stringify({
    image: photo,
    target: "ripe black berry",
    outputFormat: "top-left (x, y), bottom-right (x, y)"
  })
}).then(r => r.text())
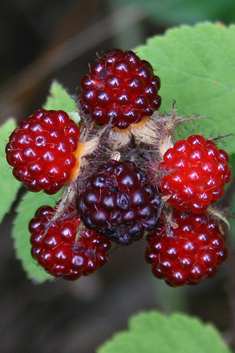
top-left (77, 160), bottom-right (161, 245)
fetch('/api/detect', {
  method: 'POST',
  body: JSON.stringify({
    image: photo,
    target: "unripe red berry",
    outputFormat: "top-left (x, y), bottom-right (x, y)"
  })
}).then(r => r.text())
top-left (158, 135), bottom-right (231, 213)
top-left (6, 109), bottom-right (81, 194)
top-left (80, 49), bottom-right (161, 130)
top-left (30, 203), bottom-right (111, 280)
top-left (145, 210), bottom-right (228, 287)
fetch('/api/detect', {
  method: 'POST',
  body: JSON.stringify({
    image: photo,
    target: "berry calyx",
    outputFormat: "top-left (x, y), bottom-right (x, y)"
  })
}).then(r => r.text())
top-left (108, 116), bottom-right (160, 151)
top-left (77, 160), bottom-right (161, 246)
top-left (80, 48), bottom-right (161, 130)
top-left (6, 109), bottom-right (81, 194)
top-left (158, 135), bottom-right (231, 213)
top-left (30, 203), bottom-right (111, 280)
top-left (145, 209), bottom-right (228, 287)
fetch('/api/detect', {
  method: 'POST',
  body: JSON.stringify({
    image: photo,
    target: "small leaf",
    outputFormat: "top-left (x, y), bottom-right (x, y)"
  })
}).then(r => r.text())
top-left (0, 119), bottom-right (21, 223)
top-left (97, 310), bottom-right (232, 353)
top-left (227, 153), bottom-right (235, 191)
top-left (224, 154), bottom-right (235, 215)
top-left (227, 154), bottom-right (235, 244)
top-left (43, 80), bottom-right (77, 113)
top-left (13, 190), bottom-right (60, 283)
top-left (135, 22), bottom-right (235, 154)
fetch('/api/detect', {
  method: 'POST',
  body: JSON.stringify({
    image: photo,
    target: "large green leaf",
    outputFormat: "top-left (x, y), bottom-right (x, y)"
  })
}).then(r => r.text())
top-left (13, 191), bottom-right (60, 283)
top-left (135, 22), bottom-right (235, 154)
top-left (97, 311), bottom-right (232, 353)
top-left (0, 119), bottom-right (21, 223)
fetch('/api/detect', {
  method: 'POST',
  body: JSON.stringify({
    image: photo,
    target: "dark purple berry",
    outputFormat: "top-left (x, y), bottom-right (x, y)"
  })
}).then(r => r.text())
top-left (77, 160), bottom-right (161, 245)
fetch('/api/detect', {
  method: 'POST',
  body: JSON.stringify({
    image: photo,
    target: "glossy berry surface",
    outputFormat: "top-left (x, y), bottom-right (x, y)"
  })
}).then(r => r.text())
top-left (80, 48), bottom-right (161, 129)
top-left (30, 204), bottom-right (111, 280)
top-left (159, 135), bottom-right (231, 213)
top-left (145, 210), bottom-right (228, 287)
top-left (77, 160), bottom-right (161, 246)
top-left (6, 109), bottom-right (80, 194)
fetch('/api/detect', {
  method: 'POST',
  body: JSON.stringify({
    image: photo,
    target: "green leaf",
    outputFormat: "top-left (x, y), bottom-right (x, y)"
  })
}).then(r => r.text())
top-left (147, 0), bottom-right (235, 26)
top-left (13, 190), bottom-right (60, 283)
top-left (135, 22), bottom-right (235, 154)
top-left (0, 119), bottom-right (21, 223)
top-left (227, 153), bottom-right (235, 244)
top-left (43, 80), bottom-right (77, 113)
top-left (117, 0), bottom-right (235, 26)
top-left (97, 311), bottom-right (232, 353)
top-left (223, 152), bottom-right (235, 196)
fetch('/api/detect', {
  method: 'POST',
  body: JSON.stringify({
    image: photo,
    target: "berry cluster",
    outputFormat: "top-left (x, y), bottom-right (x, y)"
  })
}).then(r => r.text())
top-left (5, 49), bottom-right (231, 285)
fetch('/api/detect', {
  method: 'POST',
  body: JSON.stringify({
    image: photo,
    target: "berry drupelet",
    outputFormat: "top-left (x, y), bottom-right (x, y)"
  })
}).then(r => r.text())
top-left (30, 203), bottom-right (111, 280)
top-left (77, 160), bottom-right (161, 246)
top-left (145, 209), bottom-right (228, 287)
top-left (80, 48), bottom-right (161, 130)
top-left (6, 109), bottom-right (81, 194)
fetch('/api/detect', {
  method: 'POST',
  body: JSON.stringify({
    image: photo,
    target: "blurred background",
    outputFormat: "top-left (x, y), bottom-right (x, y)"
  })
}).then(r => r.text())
top-left (1, 0), bottom-right (235, 352)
